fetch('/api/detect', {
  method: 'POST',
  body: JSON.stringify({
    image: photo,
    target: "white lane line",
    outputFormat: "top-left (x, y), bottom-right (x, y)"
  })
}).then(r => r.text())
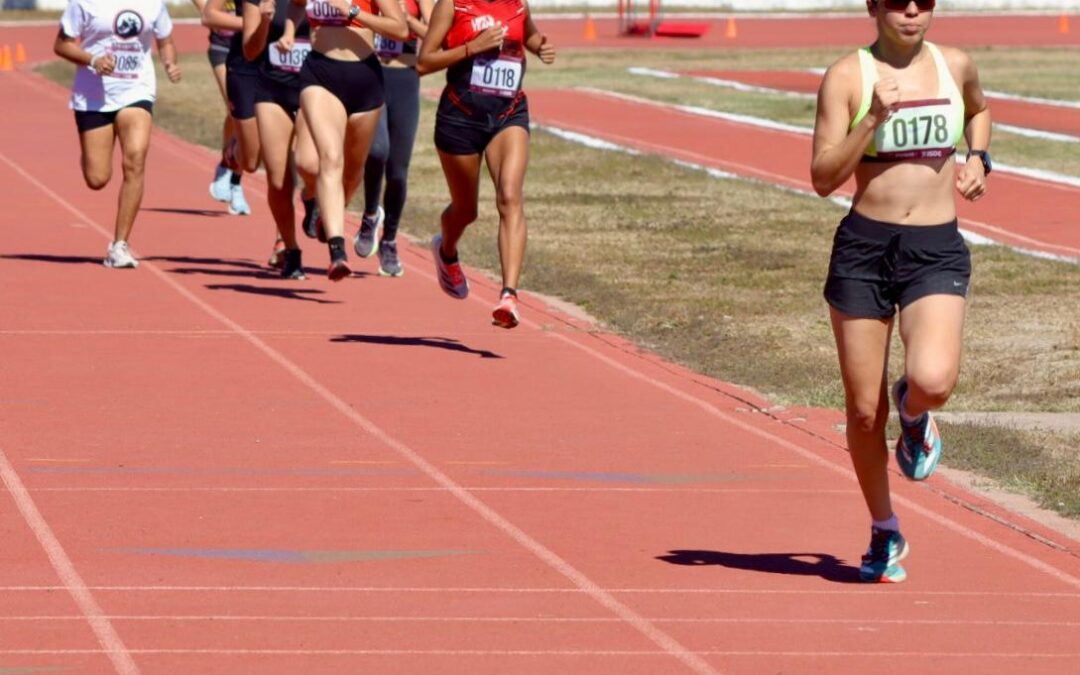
top-left (0, 449), bottom-right (138, 675)
top-left (2, 585), bottom-right (1077, 598)
top-left (535, 122), bottom-right (1079, 264)
top-left (986, 89), bottom-right (1080, 110)
top-left (996, 123), bottom-right (1080, 144)
top-left (0, 141), bottom-right (717, 675)
top-left (3, 615), bottom-right (1079, 627)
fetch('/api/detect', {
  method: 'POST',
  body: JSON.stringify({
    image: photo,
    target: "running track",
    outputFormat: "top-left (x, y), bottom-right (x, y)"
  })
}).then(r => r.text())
top-left (527, 88), bottom-right (1080, 260)
top-left (3, 62), bottom-right (1080, 674)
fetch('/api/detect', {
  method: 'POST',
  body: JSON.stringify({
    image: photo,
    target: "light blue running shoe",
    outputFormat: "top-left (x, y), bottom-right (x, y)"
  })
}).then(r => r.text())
top-left (209, 165), bottom-right (232, 202)
top-left (859, 526), bottom-right (909, 583)
top-left (892, 376), bottom-right (943, 481)
top-left (228, 184), bottom-right (251, 216)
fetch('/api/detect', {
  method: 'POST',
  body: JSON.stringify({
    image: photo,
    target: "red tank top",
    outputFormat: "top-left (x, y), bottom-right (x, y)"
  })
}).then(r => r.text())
top-left (445, 0), bottom-right (526, 50)
top-left (306, 0), bottom-right (373, 29)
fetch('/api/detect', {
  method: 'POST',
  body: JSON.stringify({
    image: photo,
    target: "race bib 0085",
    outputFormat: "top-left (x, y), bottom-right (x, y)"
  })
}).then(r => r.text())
top-left (108, 40), bottom-right (144, 80)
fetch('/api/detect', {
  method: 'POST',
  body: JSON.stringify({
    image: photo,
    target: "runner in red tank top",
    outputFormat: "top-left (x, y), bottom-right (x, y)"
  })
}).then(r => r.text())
top-left (418, 0), bottom-right (555, 328)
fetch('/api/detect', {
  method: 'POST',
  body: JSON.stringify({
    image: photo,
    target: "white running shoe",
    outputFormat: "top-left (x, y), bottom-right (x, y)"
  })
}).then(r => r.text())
top-left (103, 241), bottom-right (139, 269)
top-left (209, 165), bottom-right (232, 202)
top-left (228, 184), bottom-right (251, 215)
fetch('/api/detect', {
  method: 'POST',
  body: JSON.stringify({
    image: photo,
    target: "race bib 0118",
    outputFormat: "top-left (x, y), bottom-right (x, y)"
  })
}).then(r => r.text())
top-left (469, 54), bottom-right (522, 98)
top-left (269, 39), bottom-right (312, 73)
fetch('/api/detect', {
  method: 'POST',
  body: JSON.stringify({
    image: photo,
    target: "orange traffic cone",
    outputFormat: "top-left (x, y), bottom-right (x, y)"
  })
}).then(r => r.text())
top-left (15, 43), bottom-right (26, 64)
top-left (1060, 14), bottom-right (1070, 34)
top-left (725, 16), bottom-right (737, 39)
top-left (0, 46), bottom-right (13, 72)
top-left (584, 13), bottom-right (597, 41)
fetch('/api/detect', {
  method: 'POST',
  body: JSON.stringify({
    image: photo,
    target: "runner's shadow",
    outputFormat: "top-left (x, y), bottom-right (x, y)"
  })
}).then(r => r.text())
top-left (206, 283), bottom-right (341, 304)
top-left (332, 334), bottom-right (503, 359)
top-left (1, 253), bottom-right (102, 265)
top-left (142, 207), bottom-right (228, 218)
top-left (656, 550), bottom-right (861, 583)
top-left (144, 255), bottom-right (266, 270)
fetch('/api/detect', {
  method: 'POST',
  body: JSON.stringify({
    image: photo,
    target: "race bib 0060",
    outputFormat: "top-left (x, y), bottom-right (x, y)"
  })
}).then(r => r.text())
top-left (469, 53), bottom-right (522, 98)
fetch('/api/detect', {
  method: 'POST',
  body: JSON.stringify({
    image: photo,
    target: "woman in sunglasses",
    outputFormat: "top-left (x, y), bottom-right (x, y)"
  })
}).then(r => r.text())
top-left (811, 0), bottom-right (991, 583)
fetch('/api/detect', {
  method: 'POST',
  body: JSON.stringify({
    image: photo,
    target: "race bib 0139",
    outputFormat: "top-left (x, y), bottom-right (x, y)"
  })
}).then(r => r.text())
top-left (269, 39), bottom-right (312, 73)
top-left (469, 53), bottom-right (522, 98)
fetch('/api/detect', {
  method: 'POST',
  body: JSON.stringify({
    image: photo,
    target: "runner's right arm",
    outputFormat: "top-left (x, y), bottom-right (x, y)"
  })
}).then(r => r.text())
top-left (811, 56), bottom-right (899, 197)
top-left (416, 0), bottom-right (504, 76)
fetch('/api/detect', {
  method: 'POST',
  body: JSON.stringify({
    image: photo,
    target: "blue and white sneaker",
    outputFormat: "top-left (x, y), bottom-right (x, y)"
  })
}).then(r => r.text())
top-left (859, 526), bottom-right (909, 583)
top-left (892, 376), bottom-right (943, 481)
top-left (228, 184), bottom-right (251, 216)
top-left (209, 165), bottom-right (232, 202)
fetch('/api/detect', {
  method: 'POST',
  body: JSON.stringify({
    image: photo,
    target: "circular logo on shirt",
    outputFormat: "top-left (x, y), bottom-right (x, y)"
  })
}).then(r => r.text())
top-left (114, 10), bottom-right (144, 39)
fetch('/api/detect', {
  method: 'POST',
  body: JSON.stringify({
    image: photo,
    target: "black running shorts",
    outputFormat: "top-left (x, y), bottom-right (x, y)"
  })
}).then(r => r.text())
top-left (74, 100), bottom-right (154, 133)
top-left (255, 75), bottom-right (301, 117)
top-left (824, 209), bottom-right (971, 319)
top-left (299, 51), bottom-right (384, 116)
top-left (226, 68), bottom-right (260, 121)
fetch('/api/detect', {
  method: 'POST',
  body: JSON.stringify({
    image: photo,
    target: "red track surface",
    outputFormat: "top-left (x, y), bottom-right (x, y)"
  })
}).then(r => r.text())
top-left (2, 16), bottom-right (1080, 675)
top-left (685, 69), bottom-right (1080, 138)
top-left (527, 88), bottom-right (1080, 260)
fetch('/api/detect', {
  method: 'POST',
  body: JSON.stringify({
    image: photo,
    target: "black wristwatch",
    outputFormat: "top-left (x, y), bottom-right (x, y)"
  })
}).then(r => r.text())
top-left (967, 150), bottom-right (992, 176)
top-left (347, 4), bottom-right (360, 20)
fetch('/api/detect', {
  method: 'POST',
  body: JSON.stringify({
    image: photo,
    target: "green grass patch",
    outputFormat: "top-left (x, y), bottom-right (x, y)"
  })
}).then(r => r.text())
top-left (36, 53), bottom-right (1080, 522)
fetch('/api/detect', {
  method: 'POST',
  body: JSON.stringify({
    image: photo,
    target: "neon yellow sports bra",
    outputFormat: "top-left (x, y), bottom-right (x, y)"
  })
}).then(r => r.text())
top-left (851, 42), bottom-right (966, 162)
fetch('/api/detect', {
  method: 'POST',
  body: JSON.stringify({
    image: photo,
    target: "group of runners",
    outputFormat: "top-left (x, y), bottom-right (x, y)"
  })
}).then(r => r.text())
top-left (55, 0), bottom-right (555, 328)
top-left (55, 0), bottom-right (990, 583)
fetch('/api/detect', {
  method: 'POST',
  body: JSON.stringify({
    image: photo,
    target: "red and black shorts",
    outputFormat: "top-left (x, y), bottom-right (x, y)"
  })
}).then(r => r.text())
top-left (434, 87), bottom-right (529, 156)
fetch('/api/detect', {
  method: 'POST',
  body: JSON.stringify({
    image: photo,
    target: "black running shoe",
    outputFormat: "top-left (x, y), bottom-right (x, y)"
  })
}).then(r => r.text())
top-left (302, 199), bottom-right (320, 240)
top-left (281, 248), bottom-right (306, 280)
top-left (327, 238), bottom-right (351, 282)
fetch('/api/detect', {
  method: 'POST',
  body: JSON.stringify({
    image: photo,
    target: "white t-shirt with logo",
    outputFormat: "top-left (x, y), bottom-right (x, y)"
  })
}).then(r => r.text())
top-left (60, 0), bottom-right (173, 112)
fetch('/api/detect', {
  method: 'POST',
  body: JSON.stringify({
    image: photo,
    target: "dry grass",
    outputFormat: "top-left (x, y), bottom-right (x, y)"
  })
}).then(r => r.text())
top-left (36, 52), bottom-right (1080, 518)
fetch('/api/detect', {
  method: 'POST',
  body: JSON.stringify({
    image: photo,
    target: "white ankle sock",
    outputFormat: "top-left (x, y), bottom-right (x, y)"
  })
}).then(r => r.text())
top-left (873, 515), bottom-right (899, 532)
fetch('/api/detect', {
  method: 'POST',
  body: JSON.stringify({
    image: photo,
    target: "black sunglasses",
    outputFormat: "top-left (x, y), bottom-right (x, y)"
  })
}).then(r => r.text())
top-left (876, 0), bottom-right (936, 11)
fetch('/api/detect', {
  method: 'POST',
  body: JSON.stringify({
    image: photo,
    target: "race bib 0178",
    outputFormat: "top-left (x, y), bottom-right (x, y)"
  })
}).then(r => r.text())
top-left (873, 99), bottom-right (959, 160)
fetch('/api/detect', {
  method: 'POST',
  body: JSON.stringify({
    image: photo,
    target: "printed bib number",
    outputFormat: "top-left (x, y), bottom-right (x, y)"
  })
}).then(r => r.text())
top-left (469, 54), bottom-right (522, 98)
top-left (109, 40), bottom-right (143, 79)
top-left (375, 34), bottom-right (404, 58)
top-left (269, 39), bottom-right (312, 73)
top-left (874, 100), bottom-right (957, 160)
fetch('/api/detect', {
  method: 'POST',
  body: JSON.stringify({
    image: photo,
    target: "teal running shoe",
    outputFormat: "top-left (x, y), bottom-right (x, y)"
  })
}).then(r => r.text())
top-left (892, 376), bottom-right (943, 481)
top-left (859, 526), bottom-right (909, 583)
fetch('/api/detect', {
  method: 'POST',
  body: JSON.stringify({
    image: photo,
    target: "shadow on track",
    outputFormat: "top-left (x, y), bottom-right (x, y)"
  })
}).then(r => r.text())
top-left (142, 207), bottom-right (228, 218)
top-left (206, 283), bottom-right (341, 304)
top-left (332, 334), bottom-right (503, 359)
top-left (2, 253), bottom-right (102, 265)
top-left (656, 549), bottom-right (861, 583)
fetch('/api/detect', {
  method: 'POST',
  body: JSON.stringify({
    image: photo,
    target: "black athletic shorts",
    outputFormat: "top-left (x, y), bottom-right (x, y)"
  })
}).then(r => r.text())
top-left (226, 68), bottom-right (260, 121)
top-left (255, 75), bottom-right (301, 117)
top-left (434, 88), bottom-right (530, 155)
top-left (73, 100), bottom-right (153, 133)
top-left (824, 209), bottom-right (971, 319)
top-left (208, 31), bottom-right (230, 68)
top-left (299, 51), bottom-right (384, 116)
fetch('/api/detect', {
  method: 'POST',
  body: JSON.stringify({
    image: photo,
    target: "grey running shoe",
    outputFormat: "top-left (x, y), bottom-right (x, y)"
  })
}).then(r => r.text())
top-left (354, 206), bottom-right (384, 257)
top-left (431, 234), bottom-right (468, 299)
top-left (377, 240), bottom-right (403, 277)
